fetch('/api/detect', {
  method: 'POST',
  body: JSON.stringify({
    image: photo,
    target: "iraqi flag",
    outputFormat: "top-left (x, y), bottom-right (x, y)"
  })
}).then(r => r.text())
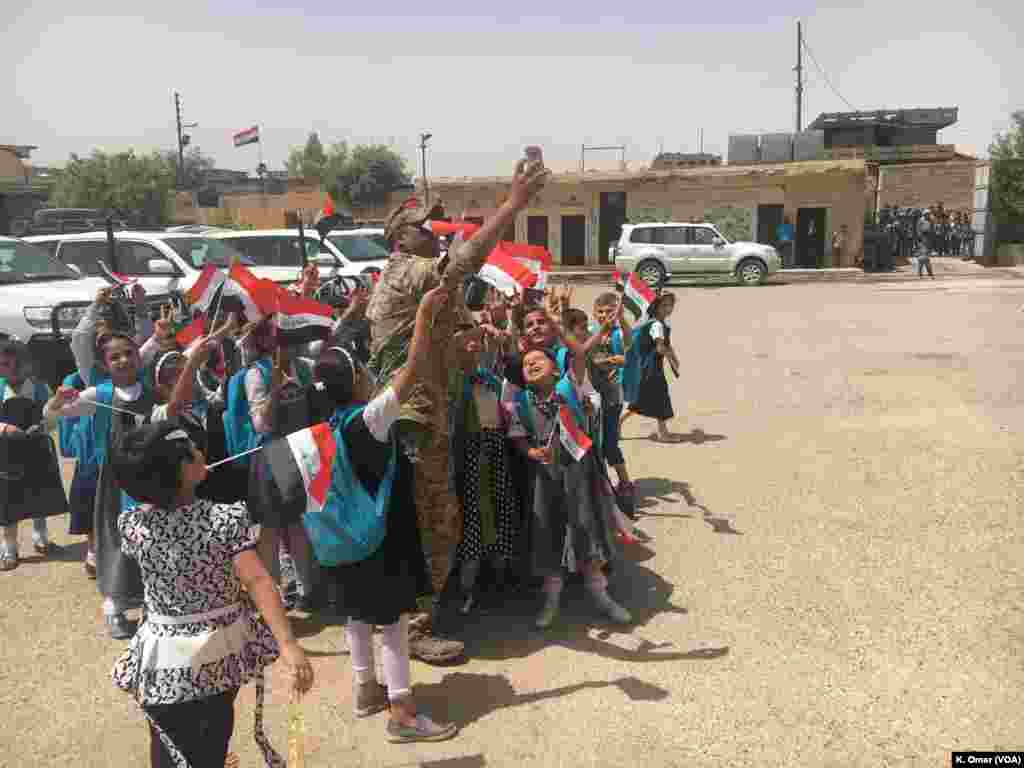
top-left (184, 264), bottom-right (226, 312)
top-left (612, 270), bottom-right (625, 291)
top-left (221, 263), bottom-right (277, 321)
top-left (264, 423), bottom-right (337, 514)
top-left (558, 405), bottom-right (592, 461)
top-left (497, 242), bottom-right (552, 291)
top-left (273, 291), bottom-right (334, 346)
top-left (426, 220), bottom-right (481, 240)
top-left (478, 247), bottom-right (537, 296)
top-left (233, 126), bottom-right (259, 147)
top-left (175, 316), bottom-right (206, 347)
top-left (623, 272), bottom-right (656, 319)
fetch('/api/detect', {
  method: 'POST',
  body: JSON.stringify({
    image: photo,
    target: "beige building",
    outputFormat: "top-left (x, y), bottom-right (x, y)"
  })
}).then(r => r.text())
top-left (427, 159), bottom-right (869, 268)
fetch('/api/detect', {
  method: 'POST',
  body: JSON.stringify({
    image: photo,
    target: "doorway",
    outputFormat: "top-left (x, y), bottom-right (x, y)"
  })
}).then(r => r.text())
top-left (599, 191), bottom-right (627, 264)
top-left (527, 215), bottom-right (549, 249)
top-left (757, 204), bottom-right (784, 246)
top-left (560, 215), bottom-right (586, 266)
top-left (796, 207), bottom-right (827, 268)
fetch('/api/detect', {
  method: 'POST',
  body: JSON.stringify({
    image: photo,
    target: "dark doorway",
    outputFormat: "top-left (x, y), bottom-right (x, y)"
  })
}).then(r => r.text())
top-left (796, 207), bottom-right (827, 268)
top-left (527, 215), bottom-right (549, 249)
top-left (757, 204), bottom-right (785, 246)
top-left (0, 196), bottom-right (10, 236)
top-left (599, 191), bottom-right (627, 264)
top-left (560, 215), bottom-right (586, 266)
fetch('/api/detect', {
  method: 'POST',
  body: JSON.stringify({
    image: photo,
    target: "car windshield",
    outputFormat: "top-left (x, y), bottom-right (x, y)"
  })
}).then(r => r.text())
top-left (157, 236), bottom-right (251, 269)
top-left (328, 234), bottom-right (391, 262)
top-left (0, 239), bottom-right (80, 282)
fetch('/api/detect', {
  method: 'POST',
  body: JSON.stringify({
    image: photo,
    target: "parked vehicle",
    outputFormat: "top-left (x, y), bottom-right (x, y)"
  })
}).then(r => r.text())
top-left (0, 236), bottom-right (113, 386)
top-left (22, 230), bottom-right (289, 307)
top-left (208, 228), bottom-right (388, 278)
top-left (612, 222), bottom-right (781, 286)
top-left (23, 208), bottom-right (130, 236)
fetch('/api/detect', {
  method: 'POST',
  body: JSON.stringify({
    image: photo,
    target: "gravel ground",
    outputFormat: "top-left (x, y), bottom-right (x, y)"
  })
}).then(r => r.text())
top-left (2, 267), bottom-right (1022, 768)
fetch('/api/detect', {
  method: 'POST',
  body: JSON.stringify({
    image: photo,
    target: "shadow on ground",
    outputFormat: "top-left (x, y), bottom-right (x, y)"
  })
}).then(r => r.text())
top-left (621, 428), bottom-right (727, 445)
top-left (631, 477), bottom-right (742, 535)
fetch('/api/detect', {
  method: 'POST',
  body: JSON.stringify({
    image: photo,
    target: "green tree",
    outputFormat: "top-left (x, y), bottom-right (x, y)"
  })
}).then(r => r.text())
top-left (50, 150), bottom-right (176, 225)
top-left (330, 144), bottom-right (411, 208)
top-left (162, 146), bottom-right (216, 189)
top-left (989, 110), bottom-right (1024, 224)
top-left (286, 132), bottom-right (330, 180)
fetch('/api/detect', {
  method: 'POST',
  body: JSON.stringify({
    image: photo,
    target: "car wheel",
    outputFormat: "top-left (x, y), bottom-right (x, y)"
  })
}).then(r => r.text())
top-left (636, 260), bottom-right (666, 289)
top-left (736, 258), bottom-right (767, 286)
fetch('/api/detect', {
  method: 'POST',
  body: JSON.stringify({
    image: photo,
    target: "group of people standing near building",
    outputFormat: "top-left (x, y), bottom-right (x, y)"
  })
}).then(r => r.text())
top-left (1, 147), bottom-right (686, 766)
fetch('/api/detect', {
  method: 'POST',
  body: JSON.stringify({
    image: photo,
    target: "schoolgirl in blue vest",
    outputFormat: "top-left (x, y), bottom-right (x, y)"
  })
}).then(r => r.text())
top-left (312, 287), bottom-right (456, 743)
top-left (63, 288), bottom-right (157, 582)
top-left (0, 339), bottom-right (63, 571)
top-left (45, 330), bottom-right (151, 639)
top-left (449, 328), bottom-right (520, 614)
top-left (588, 292), bottom-right (635, 513)
top-left (621, 292), bottom-right (681, 443)
top-left (508, 348), bottom-right (631, 630)
top-left (224, 318), bottom-right (320, 609)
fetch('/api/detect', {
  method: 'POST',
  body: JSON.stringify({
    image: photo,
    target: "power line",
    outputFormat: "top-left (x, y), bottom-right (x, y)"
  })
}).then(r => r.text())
top-left (801, 38), bottom-right (855, 111)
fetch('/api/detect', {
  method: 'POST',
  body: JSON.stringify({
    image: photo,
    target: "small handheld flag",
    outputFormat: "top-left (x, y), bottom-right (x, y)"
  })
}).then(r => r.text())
top-left (558, 405), bottom-right (592, 461)
top-left (623, 272), bottom-right (656, 319)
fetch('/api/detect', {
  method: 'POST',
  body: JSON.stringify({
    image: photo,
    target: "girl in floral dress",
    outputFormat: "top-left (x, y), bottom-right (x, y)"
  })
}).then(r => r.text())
top-left (109, 420), bottom-right (314, 768)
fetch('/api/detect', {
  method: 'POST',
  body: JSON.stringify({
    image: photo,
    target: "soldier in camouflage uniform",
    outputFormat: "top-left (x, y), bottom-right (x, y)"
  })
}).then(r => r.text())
top-left (367, 153), bottom-right (548, 663)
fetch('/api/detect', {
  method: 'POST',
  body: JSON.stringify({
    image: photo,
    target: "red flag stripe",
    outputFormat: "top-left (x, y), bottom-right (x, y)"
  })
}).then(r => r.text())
top-left (558, 405), bottom-right (592, 461)
top-left (184, 264), bottom-right (224, 308)
top-left (174, 316), bottom-right (206, 347)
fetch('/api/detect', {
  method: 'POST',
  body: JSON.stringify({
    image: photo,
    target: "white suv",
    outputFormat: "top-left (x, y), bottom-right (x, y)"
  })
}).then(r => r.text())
top-left (0, 236), bottom-right (113, 385)
top-left (612, 222), bottom-right (780, 286)
top-left (207, 228), bottom-right (388, 279)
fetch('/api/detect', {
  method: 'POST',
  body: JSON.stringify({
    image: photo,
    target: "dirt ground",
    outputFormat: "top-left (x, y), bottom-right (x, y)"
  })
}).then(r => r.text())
top-left (2, 264), bottom-right (1022, 767)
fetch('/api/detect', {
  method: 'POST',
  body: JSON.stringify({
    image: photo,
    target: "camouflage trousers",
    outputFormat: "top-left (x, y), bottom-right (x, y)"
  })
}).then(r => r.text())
top-left (412, 433), bottom-right (463, 603)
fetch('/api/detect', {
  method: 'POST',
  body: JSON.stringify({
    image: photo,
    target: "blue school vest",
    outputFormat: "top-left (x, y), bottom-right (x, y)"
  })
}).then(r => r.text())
top-left (586, 325), bottom-right (624, 358)
top-left (223, 358), bottom-right (313, 464)
top-left (514, 375), bottom-right (586, 441)
top-left (57, 372), bottom-right (86, 458)
top-left (621, 320), bottom-right (657, 404)
top-left (302, 405), bottom-right (397, 566)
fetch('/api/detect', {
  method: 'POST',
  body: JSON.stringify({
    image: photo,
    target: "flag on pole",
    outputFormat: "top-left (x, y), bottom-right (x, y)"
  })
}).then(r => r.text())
top-left (174, 316), bottom-right (206, 347)
top-left (322, 196), bottom-right (335, 218)
top-left (612, 270), bottom-right (625, 291)
top-left (558, 405), bottom-right (592, 461)
top-left (622, 272), bottom-right (656, 318)
top-left (184, 265), bottom-right (227, 312)
top-left (222, 263), bottom-right (277, 321)
top-left (264, 423), bottom-right (337, 514)
top-left (233, 126), bottom-right (260, 147)
top-left (273, 291), bottom-right (334, 346)
top-left (478, 246), bottom-right (537, 295)
top-left (496, 241), bottom-right (552, 291)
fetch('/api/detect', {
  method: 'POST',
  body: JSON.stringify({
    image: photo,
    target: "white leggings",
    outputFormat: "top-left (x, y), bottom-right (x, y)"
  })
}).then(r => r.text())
top-left (346, 616), bottom-right (411, 701)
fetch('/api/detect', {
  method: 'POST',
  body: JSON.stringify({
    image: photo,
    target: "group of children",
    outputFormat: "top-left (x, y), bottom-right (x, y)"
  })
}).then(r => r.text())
top-left (0, 267), bottom-right (681, 764)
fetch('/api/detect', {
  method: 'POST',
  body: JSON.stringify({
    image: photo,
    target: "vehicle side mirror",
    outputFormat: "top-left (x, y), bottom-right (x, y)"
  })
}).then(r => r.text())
top-left (712, 237), bottom-right (725, 247)
top-left (147, 259), bottom-right (176, 275)
top-left (67, 263), bottom-right (83, 276)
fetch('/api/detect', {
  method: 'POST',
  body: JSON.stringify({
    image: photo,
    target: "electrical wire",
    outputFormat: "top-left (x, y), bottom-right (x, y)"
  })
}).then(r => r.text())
top-left (801, 39), bottom-right (856, 111)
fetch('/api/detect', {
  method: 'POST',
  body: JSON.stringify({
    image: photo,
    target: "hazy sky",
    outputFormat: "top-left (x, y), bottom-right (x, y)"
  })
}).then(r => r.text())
top-left (6, 0), bottom-right (1021, 178)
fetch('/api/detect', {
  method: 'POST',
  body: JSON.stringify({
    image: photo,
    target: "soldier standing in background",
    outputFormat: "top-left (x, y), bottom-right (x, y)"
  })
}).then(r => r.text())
top-left (366, 151), bottom-right (548, 663)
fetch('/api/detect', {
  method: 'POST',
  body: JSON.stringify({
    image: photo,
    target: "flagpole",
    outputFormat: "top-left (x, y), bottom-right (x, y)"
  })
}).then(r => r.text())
top-left (206, 445), bottom-right (263, 471)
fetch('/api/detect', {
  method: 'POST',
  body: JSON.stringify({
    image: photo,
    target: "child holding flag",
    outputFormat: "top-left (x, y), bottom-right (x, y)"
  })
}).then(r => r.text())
top-left (509, 348), bottom-right (631, 629)
top-left (621, 292), bottom-right (681, 443)
top-left (300, 286), bottom-right (456, 742)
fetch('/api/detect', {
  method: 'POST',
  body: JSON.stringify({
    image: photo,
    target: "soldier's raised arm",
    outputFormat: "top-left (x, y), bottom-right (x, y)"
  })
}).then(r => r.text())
top-left (440, 151), bottom-right (549, 291)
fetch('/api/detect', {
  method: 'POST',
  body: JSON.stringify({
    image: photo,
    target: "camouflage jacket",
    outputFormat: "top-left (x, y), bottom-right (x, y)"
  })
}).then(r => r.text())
top-left (367, 231), bottom-right (498, 430)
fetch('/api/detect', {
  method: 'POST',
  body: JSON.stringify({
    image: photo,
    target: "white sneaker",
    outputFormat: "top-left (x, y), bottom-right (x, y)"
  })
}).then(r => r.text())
top-left (590, 590), bottom-right (632, 624)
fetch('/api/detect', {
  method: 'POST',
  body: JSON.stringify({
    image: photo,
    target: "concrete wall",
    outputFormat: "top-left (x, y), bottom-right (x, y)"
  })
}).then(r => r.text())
top-left (877, 161), bottom-right (975, 211)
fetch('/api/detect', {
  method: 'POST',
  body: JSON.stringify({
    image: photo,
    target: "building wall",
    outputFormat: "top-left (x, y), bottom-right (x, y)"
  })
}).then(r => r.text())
top-left (432, 164), bottom-right (868, 267)
top-left (877, 161), bottom-right (975, 211)
top-left (0, 150), bottom-right (28, 181)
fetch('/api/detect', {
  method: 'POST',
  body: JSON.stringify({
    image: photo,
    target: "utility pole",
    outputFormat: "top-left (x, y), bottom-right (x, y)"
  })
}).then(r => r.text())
top-left (173, 92), bottom-right (198, 190)
top-left (795, 21), bottom-right (804, 133)
top-left (175, 92), bottom-right (184, 189)
top-left (419, 132), bottom-right (432, 206)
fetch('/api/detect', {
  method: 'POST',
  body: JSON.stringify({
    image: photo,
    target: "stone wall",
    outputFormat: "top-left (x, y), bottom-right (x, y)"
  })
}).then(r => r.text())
top-left (878, 161), bottom-right (975, 211)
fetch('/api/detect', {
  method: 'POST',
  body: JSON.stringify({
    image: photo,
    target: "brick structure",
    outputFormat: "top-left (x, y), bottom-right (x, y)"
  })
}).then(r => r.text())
top-left (877, 160), bottom-right (975, 211)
